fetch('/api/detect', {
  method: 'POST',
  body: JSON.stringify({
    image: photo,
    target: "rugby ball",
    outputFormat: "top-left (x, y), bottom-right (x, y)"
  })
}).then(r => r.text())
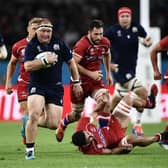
top-left (35, 51), bottom-right (53, 68)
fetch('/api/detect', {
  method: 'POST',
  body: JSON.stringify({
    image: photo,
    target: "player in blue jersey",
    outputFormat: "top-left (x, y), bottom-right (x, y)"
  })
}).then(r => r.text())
top-left (104, 7), bottom-right (158, 136)
top-left (24, 18), bottom-right (83, 160)
top-left (0, 33), bottom-right (7, 59)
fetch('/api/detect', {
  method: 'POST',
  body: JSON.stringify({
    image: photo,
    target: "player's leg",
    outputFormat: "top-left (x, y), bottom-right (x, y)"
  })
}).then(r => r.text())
top-left (56, 83), bottom-right (85, 142)
top-left (20, 101), bottom-right (28, 144)
top-left (159, 122), bottom-right (168, 150)
top-left (124, 130), bottom-right (168, 148)
top-left (17, 81), bottom-right (29, 144)
top-left (46, 104), bottom-right (62, 129)
top-left (25, 94), bottom-right (45, 160)
top-left (56, 102), bottom-right (84, 142)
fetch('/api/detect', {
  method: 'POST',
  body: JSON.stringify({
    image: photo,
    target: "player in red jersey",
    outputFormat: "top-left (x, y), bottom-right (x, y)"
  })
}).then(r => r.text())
top-left (56, 19), bottom-right (113, 142)
top-left (72, 92), bottom-right (168, 154)
top-left (151, 35), bottom-right (168, 149)
top-left (5, 17), bottom-right (43, 144)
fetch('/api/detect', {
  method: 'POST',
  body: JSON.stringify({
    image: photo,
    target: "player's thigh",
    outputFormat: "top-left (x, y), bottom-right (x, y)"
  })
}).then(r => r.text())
top-left (27, 94), bottom-right (45, 115)
top-left (134, 86), bottom-right (148, 100)
top-left (46, 104), bottom-right (62, 127)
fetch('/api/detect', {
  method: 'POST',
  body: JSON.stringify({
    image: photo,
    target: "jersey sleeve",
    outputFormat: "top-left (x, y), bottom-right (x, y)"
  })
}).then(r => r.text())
top-left (138, 24), bottom-right (147, 38)
top-left (160, 36), bottom-right (168, 49)
top-left (73, 38), bottom-right (86, 57)
top-left (12, 43), bottom-right (19, 59)
top-left (59, 40), bottom-right (72, 62)
top-left (24, 43), bottom-right (36, 61)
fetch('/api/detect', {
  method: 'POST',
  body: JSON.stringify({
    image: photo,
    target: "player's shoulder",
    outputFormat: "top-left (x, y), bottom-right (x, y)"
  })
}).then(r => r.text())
top-left (74, 35), bottom-right (89, 48)
top-left (13, 38), bottom-right (27, 48)
top-left (131, 22), bottom-right (144, 29)
top-left (101, 37), bottom-right (110, 45)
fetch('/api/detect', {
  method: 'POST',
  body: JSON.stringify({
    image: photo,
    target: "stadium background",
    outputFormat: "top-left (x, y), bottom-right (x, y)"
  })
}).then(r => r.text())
top-left (0, 0), bottom-right (168, 121)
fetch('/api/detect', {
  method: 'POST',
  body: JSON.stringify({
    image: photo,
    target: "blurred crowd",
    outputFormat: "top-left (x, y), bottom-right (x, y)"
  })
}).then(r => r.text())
top-left (0, 0), bottom-right (167, 56)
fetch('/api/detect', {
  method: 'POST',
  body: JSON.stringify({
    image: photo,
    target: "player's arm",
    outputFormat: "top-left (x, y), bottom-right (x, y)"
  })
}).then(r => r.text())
top-left (103, 48), bottom-right (113, 85)
top-left (101, 146), bottom-right (132, 154)
top-left (150, 42), bottom-right (162, 80)
top-left (0, 45), bottom-right (8, 59)
top-left (24, 52), bottom-right (57, 71)
top-left (73, 53), bottom-right (103, 81)
top-left (5, 55), bottom-right (18, 94)
top-left (67, 57), bottom-right (83, 97)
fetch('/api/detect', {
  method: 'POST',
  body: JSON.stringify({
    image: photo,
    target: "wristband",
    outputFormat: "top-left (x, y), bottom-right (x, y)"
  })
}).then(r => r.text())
top-left (72, 80), bottom-right (81, 86)
top-left (41, 56), bottom-right (49, 66)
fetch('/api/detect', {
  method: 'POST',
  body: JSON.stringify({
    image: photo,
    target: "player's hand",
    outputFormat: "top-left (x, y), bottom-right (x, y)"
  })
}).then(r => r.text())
top-left (143, 37), bottom-right (152, 47)
top-left (72, 84), bottom-right (83, 98)
top-left (154, 71), bottom-right (162, 80)
top-left (90, 70), bottom-right (103, 81)
top-left (6, 86), bottom-right (13, 94)
top-left (46, 52), bottom-right (58, 65)
top-left (106, 74), bottom-right (113, 86)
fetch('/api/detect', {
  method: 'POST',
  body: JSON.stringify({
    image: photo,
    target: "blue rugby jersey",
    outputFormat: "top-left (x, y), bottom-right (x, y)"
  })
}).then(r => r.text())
top-left (24, 35), bottom-right (72, 86)
top-left (104, 22), bottom-right (147, 84)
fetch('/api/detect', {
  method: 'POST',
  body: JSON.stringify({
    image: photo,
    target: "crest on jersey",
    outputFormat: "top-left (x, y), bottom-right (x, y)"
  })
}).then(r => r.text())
top-left (132, 26), bottom-right (138, 33)
top-left (89, 47), bottom-right (95, 55)
top-left (117, 30), bottom-right (122, 37)
top-left (53, 44), bottom-right (60, 50)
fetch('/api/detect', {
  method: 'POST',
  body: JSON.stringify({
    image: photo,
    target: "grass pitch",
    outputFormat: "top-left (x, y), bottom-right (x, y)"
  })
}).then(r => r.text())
top-left (0, 121), bottom-right (168, 168)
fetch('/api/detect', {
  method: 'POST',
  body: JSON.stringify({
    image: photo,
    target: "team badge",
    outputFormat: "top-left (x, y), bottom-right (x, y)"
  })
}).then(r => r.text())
top-left (132, 26), bottom-right (138, 33)
top-left (53, 44), bottom-right (60, 50)
top-left (117, 30), bottom-right (122, 37)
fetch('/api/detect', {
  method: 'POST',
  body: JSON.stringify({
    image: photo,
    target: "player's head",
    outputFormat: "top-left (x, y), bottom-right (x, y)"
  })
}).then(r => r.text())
top-left (117, 7), bottom-right (132, 29)
top-left (27, 17), bottom-right (43, 40)
top-left (36, 18), bottom-right (53, 44)
top-left (72, 131), bottom-right (94, 147)
top-left (88, 19), bottom-right (104, 45)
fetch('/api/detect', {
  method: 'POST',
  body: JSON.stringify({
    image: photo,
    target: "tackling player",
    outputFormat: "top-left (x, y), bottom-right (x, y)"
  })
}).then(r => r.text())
top-left (72, 92), bottom-right (168, 154)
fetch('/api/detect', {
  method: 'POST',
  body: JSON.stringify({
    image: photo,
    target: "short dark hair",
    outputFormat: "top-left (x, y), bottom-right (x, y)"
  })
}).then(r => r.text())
top-left (72, 131), bottom-right (86, 146)
top-left (88, 19), bottom-right (104, 31)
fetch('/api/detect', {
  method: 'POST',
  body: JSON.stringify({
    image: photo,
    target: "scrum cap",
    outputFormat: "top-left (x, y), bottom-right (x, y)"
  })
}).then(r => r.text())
top-left (117, 7), bottom-right (132, 18)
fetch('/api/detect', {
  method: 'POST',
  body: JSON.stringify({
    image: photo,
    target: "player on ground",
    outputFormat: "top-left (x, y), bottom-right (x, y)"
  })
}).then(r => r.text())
top-left (104, 6), bottom-right (158, 136)
top-left (5, 17), bottom-right (43, 144)
top-left (24, 18), bottom-right (82, 160)
top-left (72, 92), bottom-right (168, 154)
top-left (56, 19), bottom-right (113, 142)
top-left (150, 35), bottom-right (168, 150)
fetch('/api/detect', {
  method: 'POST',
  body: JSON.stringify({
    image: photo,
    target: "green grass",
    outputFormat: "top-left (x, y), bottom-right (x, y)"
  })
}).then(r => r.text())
top-left (0, 121), bottom-right (168, 168)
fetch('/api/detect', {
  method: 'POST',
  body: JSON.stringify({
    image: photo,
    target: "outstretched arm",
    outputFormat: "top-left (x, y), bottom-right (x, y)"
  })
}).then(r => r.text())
top-left (150, 42), bottom-right (162, 80)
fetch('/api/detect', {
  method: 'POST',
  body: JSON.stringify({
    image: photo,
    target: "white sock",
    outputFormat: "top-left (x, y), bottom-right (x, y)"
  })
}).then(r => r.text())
top-left (135, 111), bottom-right (142, 124)
top-left (26, 147), bottom-right (34, 153)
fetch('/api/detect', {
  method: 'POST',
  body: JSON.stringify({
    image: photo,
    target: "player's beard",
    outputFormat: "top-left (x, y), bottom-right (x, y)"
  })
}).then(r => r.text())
top-left (91, 37), bottom-right (101, 45)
